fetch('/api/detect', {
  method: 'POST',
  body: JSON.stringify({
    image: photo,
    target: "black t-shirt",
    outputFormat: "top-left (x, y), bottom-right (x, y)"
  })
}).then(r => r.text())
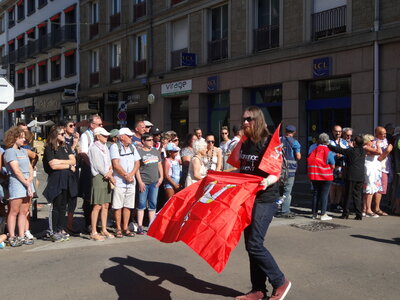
top-left (43, 144), bottom-right (73, 174)
top-left (240, 137), bottom-right (279, 203)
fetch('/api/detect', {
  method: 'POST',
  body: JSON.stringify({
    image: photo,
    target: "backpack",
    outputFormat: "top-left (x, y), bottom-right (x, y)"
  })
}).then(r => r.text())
top-left (279, 148), bottom-right (289, 187)
top-left (116, 142), bottom-right (137, 157)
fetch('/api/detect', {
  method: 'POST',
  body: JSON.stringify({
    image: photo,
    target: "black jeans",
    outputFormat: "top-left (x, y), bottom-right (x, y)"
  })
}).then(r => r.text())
top-left (343, 180), bottom-right (363, 217)
top-left (49, 189), bottom-right (69, 233)
top-left (244, 201), bottom-right (285, 292)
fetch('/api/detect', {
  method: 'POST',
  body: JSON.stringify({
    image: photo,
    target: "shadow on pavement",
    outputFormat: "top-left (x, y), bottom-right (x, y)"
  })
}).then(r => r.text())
top-left (350, 234), bottom-right (400, 245)
top-left (100, 256), bottom-right (240, 300)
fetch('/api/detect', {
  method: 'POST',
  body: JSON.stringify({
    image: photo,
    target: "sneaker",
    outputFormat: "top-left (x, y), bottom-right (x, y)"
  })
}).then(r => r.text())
top-left (136, 226), bottom-right (145, 235)
top-left (25, 230), bottom-right (35, 240)
top-left (60, 232), bottom-right (70, 241)
top-left (270, 279), bottom-right (291, 300)
top-left (366, 213), bottom-right (379, 218)
top-left (282, 212), bottom-right (296, 219)
top-left (236, 290), bottom-right (266, 300)
top-left (8, 236), bottom-right (23, 247)
top-left (312, 214), bottom-right (318, 220)
top-left (50, 232), bottom-right (63, 242)
top-left (128, 222), bottom-right (138, 232)
top-left (0, 242), bottom-right (5, 249)
top-left (20, 236), bottom-right (34, 245)
top-left (320, 214), bottom-right (332, 221)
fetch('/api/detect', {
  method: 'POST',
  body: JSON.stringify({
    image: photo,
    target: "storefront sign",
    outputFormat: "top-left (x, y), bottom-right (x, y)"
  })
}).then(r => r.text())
top-left (182, 53), bottom-right (197, 67)
top-left (207, 76), bottom-right (219, 92)
top-left (34, 93), bottom-right (61, 113)
top-left (161, 80), bottom-right (192, 96)
top-left (313, 57), bottom-right (331, 78)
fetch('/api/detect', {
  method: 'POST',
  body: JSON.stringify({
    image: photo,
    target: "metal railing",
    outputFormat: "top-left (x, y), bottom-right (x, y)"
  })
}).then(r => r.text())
top-left (90, 72), bottom-right (99, 86)
top-left (171, 48), bottom-right (188, 69)
top-left (254, 24), bottom-right (279, 52)
top-left (134, 1), bottom-right (146, 20)
top-left (90, 23), bottom-right (99, 39)
top-left (312, 5), bottom-right (347, 40)
top-left (208, 38), bottom-right (228, 62)
top-left (110, 66), bottom-right (121, 81)
top-left (134, 60), bottom-right (146, 77)
top-left (110, 13), bottom-right (121, 31)
top-left (51, 25), bottom-right (77, 46)
top-left (17, 46), bottom-right (27, 62)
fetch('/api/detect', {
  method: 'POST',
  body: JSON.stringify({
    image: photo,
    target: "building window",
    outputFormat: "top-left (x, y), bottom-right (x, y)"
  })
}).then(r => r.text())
top-left (110, 0), bottom-right (121, 30)
top-left (64, 50), bottom-right (76, 77)
top-left (90, 49), bottom-right (99, 86)
top-left (208, 92), bottom-right (230, 145)
top-left (134, 0), bottom-right (146, 20)
top-left (27, 0), bottom-right (36, 15)
top-left (51, 56), bottom-right (61, 81)
top-left (171, 18), bottom-right (188, 69)
top-left (254, 0), bottom-right (279, 52)
top-left (312, 0), bottom-right (347, 40)
top-left (17, 69), bottom-right (25, 90)
top-left (27, 65), bottom-right (35, 87)
top-left (0, 14), bottom-right (5, 33)
top-left (17, 1), bottom-right (24, 21)
top-left (208, 5), bottom-right (228, 62)
top-left (38, 60), bottom-right (47, 84)
top-left (111, 42), bottom-right (121, 81)
top-left (38, 0), bottom-right (47, 9)
top-left (134, 33), bottom-right (147, 76)
top-left (112, 0), bottom-right (121, 15)
top-left (251, 85), bottom-right (282, 131)
top-left (8, 8), bottom-right (15, 28)
top-left (90, 1), bottom-right (99, 38)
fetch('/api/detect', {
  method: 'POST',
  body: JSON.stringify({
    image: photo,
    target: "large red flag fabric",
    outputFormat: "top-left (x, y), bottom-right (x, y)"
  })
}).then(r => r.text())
top-left (258, 123), bottom-right (283, 177)
top-left (226, 136), bottom-right (247, 168)
top-left (147, 171), bottom-right (264, 273)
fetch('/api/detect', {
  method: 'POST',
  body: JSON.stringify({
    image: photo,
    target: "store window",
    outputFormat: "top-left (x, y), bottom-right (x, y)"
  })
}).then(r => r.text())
top-left (170, 97), bottom-right (189, 139)
top-left (208, 92), bottom-right (230, 145)
top-left (251, 85), bottom-right (282, 132)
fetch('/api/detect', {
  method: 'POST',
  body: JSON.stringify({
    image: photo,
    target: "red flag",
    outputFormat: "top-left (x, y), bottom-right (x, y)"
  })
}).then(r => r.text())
top-left (147, 170), bottom-right (264, 273)
top-left (259, 123), bottom-right (282, 177)
top-left (226, 136), bottom-right (247, 168)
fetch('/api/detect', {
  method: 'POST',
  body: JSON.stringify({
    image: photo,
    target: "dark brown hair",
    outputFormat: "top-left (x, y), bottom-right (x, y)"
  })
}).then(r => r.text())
top-left (243, 106), bottom-right (270, 142)
top-left (46, 125), bottom-right (65, 151)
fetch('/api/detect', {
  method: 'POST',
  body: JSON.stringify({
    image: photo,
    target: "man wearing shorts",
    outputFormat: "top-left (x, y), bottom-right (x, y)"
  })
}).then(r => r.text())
top-left (110, 128), bottom-right (141, 237)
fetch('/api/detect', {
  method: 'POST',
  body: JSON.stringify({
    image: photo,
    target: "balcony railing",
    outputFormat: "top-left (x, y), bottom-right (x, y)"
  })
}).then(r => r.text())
top-left (171, 48), bottom-right (188, 69)
top-left (254, 25), bottom-right (279, 52)
top-left (312, 5), bottom-right (347, 40)
top-left (51, 25), bottom-right (77, 47)
top-left (90, 72), bottom-right (99, 86)
top-left (8, 50), bottom-right (17, 64)
top-left (17, 46), bottom-right (27, 62)
top-left (110, 13), bottom-right (120, 31)
top-left (134, 60), bottom-right (146, 77)
top-left (90, 23), bottom-right (99, 39)
top-left (110, 66), bottom-right (121, 81)
top-left (1, 55), bottom-right (9, 67)
top-left (38, 34), bottom-right (50, 52)
top-left (8, 20), bottom-right (15, 28)
top-left (27, 40), bottom-right (39, 57)
top-left (208, 38), bottom-right (228, 62)
top-left (134, 1), bottom-right (146, 20)
top-left (171, 0), bottom-right (185, 5)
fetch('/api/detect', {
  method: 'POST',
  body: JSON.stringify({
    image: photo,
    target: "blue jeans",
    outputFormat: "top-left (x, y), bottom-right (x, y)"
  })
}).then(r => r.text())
top-left (244, 201), bottom-right (285, 291)
top-left (138, 183), bottom-right (159, 211)
top-left (311, 180), bottom-right (332, 215)
top-left (281, 176), bottom-right (295, 214)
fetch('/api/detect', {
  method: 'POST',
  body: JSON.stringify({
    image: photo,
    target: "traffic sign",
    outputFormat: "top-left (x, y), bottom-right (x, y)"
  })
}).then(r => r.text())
top-left (0, 77), bottom-right (14, 111)
top-left (117, 120), bottom-right (127, 125)
top-left (117, 111), bottom-right (127, 121)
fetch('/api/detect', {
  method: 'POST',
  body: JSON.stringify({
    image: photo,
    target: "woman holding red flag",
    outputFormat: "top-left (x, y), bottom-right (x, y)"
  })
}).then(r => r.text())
top-left (236, 106), bottom-right (291, 300)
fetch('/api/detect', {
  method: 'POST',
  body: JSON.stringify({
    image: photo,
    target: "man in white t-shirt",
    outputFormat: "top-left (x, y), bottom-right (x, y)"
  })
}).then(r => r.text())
top-left (110, 128), bottom-right (141, 237)
top-left (78, 114), bottom-right (103, 232)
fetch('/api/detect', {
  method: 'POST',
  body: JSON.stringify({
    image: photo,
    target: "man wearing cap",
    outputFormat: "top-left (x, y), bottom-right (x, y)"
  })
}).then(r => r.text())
top-left (144, 120), bottom-right (153, 133)
top-left (107, 129), bottom-right (119, 148)
top-left (132, 120), bottom-right (146, 148)
top-left (277, 125), bottom-right (301, 218)
top-left (110, 128), bottom-right (141, 237)
top-left (151, 127), bottom-right (162, 150)
top-left (78, 114), bottom-right (103, 233)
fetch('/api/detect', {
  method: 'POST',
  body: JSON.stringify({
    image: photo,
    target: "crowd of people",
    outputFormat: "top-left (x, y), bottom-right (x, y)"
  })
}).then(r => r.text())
top-left (0, 115), bottom-right (399, 250)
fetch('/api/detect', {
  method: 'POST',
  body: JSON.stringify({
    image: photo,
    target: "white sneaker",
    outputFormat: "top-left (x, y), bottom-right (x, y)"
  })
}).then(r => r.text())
top-left (25, 230), bottom-right (35, 240)
top-left (320, 214), bottom-right (332, 221)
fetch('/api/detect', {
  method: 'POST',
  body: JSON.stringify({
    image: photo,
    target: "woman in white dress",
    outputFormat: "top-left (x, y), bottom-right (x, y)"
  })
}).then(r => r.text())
top-left (185, 140), bottom-right (208, 187)
top-left (203, 134), bottom-right (222, 172)
top-left (362, 134), bottom-right (382, 217)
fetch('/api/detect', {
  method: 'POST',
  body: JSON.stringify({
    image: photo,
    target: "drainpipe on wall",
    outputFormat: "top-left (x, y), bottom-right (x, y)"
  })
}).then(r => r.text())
top-left (373, 0), bottom-right (380, 129)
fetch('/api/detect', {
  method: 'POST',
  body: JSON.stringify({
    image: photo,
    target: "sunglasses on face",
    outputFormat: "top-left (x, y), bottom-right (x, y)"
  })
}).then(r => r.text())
top-left (68, 124), bottom-right (76, 128)
top-left (58, 133), bottom-right (65, 136)
top-left (92, 123), bottom-right (103, 127)
top-left (206, 140), bottom-right (215, 144)
top-left (221, 132), bottom-right (228, 135)
top-left (172, 139), bottom-right (179, 142)
top-left (145, 139), bottom-right (153, 142)
top-left (242, 116), bottom-right (255, 123)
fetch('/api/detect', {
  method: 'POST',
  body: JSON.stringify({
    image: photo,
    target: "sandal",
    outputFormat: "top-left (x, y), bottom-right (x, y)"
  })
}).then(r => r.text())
top-left (115, 230), bottom-right (123, 238)
top-left (375, 210), bottom-right (388, 216)
top-left (101, 231), bottom-right (115, 239)
top-left (90, 233), bottom-right (105, 241)
top-left (123, 230), bottom-right (135, 237)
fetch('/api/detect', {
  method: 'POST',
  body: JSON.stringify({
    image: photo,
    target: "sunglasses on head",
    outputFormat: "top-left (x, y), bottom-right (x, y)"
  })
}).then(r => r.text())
top-left (242, 116), bottom-right (255, 123)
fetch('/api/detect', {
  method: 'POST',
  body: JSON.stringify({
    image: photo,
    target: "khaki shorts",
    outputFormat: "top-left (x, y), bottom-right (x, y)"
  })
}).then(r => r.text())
top-left (112, 186), bottom-right (136, 209)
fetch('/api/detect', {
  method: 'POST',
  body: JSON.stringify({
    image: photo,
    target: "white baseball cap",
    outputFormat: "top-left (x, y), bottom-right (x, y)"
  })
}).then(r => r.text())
top-left (94, 127), bottom-right (110, 136)
top-left (144, 120), bottom-right (153, 127)
top-left (119, 127), bottom-right (134, 136)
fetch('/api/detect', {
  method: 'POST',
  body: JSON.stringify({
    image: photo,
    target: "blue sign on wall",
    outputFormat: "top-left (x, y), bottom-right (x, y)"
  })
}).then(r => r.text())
top-left (207, 76), bottom-right (219, 92)
top-left (181, 53), bottom-right (197, 67)
top-left (313, 57), bottom-right (331, 78)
